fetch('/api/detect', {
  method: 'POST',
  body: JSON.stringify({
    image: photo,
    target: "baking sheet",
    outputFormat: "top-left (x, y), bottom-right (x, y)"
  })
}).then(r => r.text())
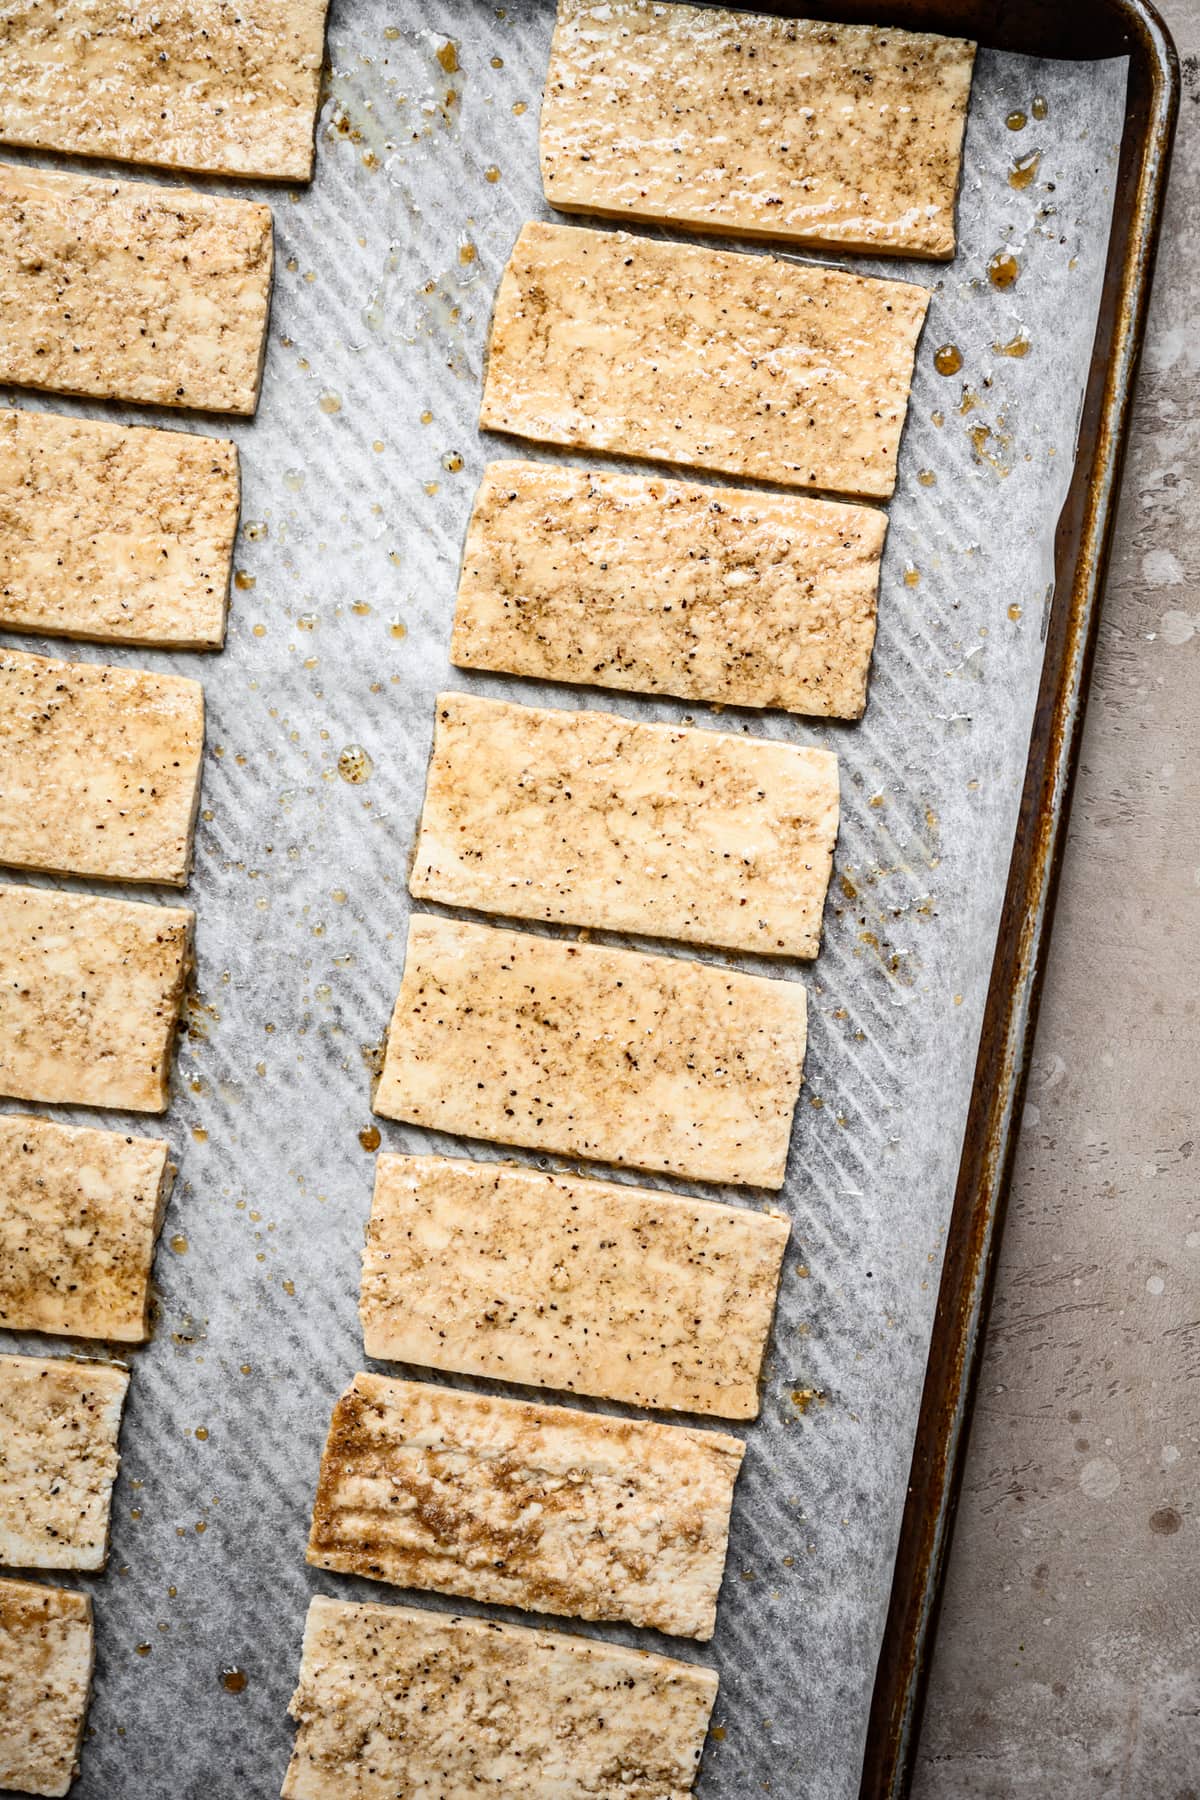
top-left (0, 7), bottom-right (1126, 1797)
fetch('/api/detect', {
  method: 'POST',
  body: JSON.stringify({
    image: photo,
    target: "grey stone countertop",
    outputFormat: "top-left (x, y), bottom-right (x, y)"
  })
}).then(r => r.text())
top-left (912, 9), bottom-right (1200, 1796)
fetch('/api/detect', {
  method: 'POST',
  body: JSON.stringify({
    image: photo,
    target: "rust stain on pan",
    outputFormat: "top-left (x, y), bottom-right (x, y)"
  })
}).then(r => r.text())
top-left (838, 2), bottom-right (1181, 1795)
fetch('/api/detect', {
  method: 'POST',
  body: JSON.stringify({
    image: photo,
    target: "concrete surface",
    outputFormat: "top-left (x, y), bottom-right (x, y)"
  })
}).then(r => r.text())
top-left (911, 9), bottom-right (1200, 1798)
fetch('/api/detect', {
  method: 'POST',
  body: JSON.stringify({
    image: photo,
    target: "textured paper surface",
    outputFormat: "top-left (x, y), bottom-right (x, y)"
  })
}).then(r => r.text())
top-left (0, 13), bottom-right (1125, 1797)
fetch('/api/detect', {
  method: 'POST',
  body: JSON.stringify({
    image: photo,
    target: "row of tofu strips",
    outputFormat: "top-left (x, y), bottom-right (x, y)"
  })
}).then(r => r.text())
top-left (0, 0), bottom-right (972, 260)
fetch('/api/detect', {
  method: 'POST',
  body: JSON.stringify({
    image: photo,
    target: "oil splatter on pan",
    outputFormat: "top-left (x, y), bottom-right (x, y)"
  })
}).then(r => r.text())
top-left (0, 5), bottom-right (1126, 1796)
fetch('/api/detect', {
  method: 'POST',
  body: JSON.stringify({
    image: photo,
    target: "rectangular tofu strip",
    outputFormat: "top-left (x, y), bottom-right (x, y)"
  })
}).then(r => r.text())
top-left (0, 408), bottom-right (238, 648)
top-left (284, 1595), bottom-right (717, 1800)
top-left (0, 884), bottom-right (192, 1113)
top-left (480, 221), bottom-right (929, 499)
top-left (0, 1578), bottom-right (93, 1800)
top-left (375, 916), bottom-right (807, 1189)
top-left (412, 691), bottom-right (839, 957)
top-left (0, 1115), bottom-right (171, 1343)
top-left (0, 649), bottom-right (205, 886)
top-left (541, 0), bottom-right (975, 259)
top-left (361, 1153), bottom-right (789, 1419)
top-left (0, 1355), bottom-right (128, 1571)
top-left (452, 461), bottom-right (885, 718)
top-left (0, 0), bottom-right (330, 182)
top-left (307, 1372), bottom-right (744, 1639)
top-left (0, 165), bottom-right (273, 414)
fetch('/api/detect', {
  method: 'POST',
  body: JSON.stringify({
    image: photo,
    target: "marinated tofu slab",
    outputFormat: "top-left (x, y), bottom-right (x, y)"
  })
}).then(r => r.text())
top-left (283, 1595), bottom-right (717, 1800)
top-left (0, 649), bottom-right (205, 886)
top-left (374, 916), bottom-right (807, 1189)
top-left (0, 409), bottom-right (238, 648)
top-left (452, 461), bottom-right (885, 717)
top-left (0, 1115), bottom-right (171, 1343)
top-left (307, 1373), bottom-right (744, 1639)
top-left (0, 0), bottom-right (330, 181)
top-left (361, 1153), bottom-right (789, 1419)
top-left (0, 1577), bottom-right (93, 1799)
top-left (480, 221), bottom-right (929, 499)
top-left (0, 1354), bottom-right (128, 1571)
top-left (412, 692), bottom-right (839, 957)
top-left (0, 165), bottom-right (273, 414)
top-left (0, 884), bottom-right (192, 1113)
top-left (541, 0), bottom-right (975, 259)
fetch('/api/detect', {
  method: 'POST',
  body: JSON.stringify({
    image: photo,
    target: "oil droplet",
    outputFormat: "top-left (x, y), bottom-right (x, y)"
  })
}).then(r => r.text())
top-left (170, 1234), bottom-right (188, 1255)
top-left (389, 618), bottom-right (408, 641)
top-left (194, 1520), bottom-right (207, 1535)
top-left (239, 1363), bottom-right (252, 1376)
top-left (243, 520), bottom-right (268, 541)
top-left (1032, 94), bottom-right (1048, 119)
top-left (934, 343), bottom-right (962, 376)
top-left (442, 451), bottom-right (464, 473)
top-left (917, 468), bottom-right (937, 487)
top-left (192, 1126), bottom-right (208, 1143)
top-left (195, 1426), bottom-right (209, 1441)
top-left (1006, 109), bottom-right (1027, 130)
top-left (512, 99), bottom-right (527, 115)
top-left (987, 250), bottom-right (1020, 290)
top-left (372, 439), bottom-right (384, 453)
top-left (252, 622), bottom-right (266, 638)
top-left (420, 409), bottom-right (433, 425)
top-left (351, 600), bottom-right (371, 616)
top-left (318, 390), bottom-right (342, 415)
top-left (338, 744), bottom-right (373, 785)
top-left (282, 1279), bottom-right (296, 1297)
top-left (297, 612), bottom-right (318, 631)
top-left (994, 328), bottom-right (1031, 358)
top-left (285, 255), bottom-right (298, 273)
top-left (135, 1643), bottom-right (152, 1658)
top-left (458, 242), bottom-right (477, 266)
top-left (485, 164), bottom-right (501, 183)
top-left (436, 39), bottom-right (458, 74)
top-left (359, 1125), bottom-right (382, 1152)
top-left (711, 1725), bottom-right (727, 1743)
top-left (931, 408), bottom-right (945, 428)
top-left (168, 1586), bottom-right (177, 1598)
top-left (1008, 602), bottom-right (1023, 621)
top-left (233, 570), bottom-right (256, 591)
top-left (903, 562), bottom-right (921, 587)
top-left (221, 1667), bottom-right (248, 1694)
top-left (490, 53), bottom-right (504, 69)
top-left (1008, 150), bottom-right (1041, 190)
top-left (424, 480), bottom-right (439, 497)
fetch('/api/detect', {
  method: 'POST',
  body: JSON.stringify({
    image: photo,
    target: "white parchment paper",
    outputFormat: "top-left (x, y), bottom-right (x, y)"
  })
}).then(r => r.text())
top-left (0, 8), bottom-right (1126, 1796)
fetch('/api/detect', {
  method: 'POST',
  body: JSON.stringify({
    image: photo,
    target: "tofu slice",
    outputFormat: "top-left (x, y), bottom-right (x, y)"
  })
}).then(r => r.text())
top-left (0, 884), bottom-right (193, 1114)
top-left (0, 165), bottom-right (273, 415)
top-left (0, 1577), bottom-right (93, 1799)
top-left (0, 0), bottom-right (330, 182)
top-left (0, 649), bottom-right (205, 886)
top-left (283, 1594), bottom-right (717, 1800)
top-left (452, 461), bottom-right (885, 718)
top-left (480, 221), bottom-right (929, 500)
top-left (374, 916), bottom-right (807, 1189)
top-left (541, 0), bottom-right (976, 260)
top-left (412, 691), bottom-right (839, 958)
top-left (0, 1354), bottom-right (128, 1571)
top-left (0, 409), bottom-right (238, 649)
top-left (361, 1153), bottom-right (789, 1419)
top-left (307, 1373), bottom-right (744, 1640)
top-left (0, 1115), bottom-right (171, 1343)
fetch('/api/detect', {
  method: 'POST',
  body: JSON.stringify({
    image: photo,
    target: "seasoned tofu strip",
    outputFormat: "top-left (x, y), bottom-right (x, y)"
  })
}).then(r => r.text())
top-left (0, 884), bottom-right (192, 1113)
top-left (0, 0), bottom-right (330, 182)
top-left (412, 692), bottom-right (839, 957)
top-left (452, 461), bottom-right (885, 718)
top-left (480, 221), bottom-right (929, 499)
top-left (0, 409), bottom-right (238, 649)
top-left (0, 164), bottom-right (273, 414)
top-left (284, 1595), bottom-right (717, 1800)
top-left (0, 1354), bottom-right (128, 1571)
top-left (361, 1153), bottom-right (789, 1419)
top-left (0, 1115), bottom-right (171, 1343)
top-left (0, 1577), bottom-right (93, 1800)
top-left (374, 915), bottom-right (807, 1189)
top-left (307, 1372), bottom-right (744, 1640)
top-left (0, 649), bottom-right (205, 886)
top-left (541, 0), bottom-right (976, 259)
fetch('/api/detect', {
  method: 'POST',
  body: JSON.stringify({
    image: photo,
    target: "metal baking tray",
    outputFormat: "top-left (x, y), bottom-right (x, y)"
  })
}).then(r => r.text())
top-left (0, 4), bottom-right (1177, 1798)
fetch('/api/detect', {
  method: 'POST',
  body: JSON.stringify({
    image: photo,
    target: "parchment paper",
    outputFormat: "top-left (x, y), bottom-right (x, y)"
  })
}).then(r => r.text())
top-left (0, 8), bottom-right (1126, 1796)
